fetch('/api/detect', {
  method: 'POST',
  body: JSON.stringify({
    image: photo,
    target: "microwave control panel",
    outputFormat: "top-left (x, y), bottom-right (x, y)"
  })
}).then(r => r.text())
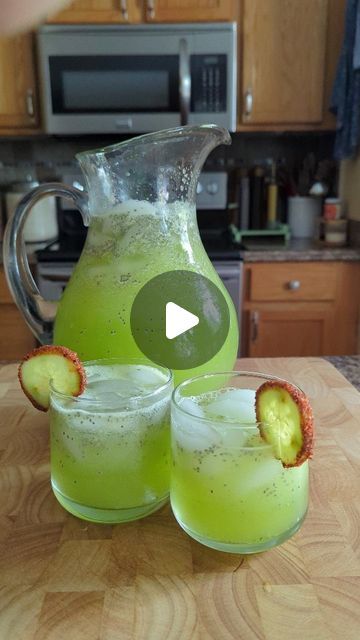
top-left (191, 55), bottom-right (227, 113)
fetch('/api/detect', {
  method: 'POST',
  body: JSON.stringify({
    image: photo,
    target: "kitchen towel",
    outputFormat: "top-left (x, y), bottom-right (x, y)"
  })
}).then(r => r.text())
top-left (330, 0), bottom-right (360, 159)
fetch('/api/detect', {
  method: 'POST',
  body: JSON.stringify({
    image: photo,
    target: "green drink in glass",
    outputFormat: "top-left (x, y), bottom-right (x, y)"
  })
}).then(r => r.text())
top-left (50, 359), bottom-right (173, 523)
top-left (171, 372), bottom-right (311, 553)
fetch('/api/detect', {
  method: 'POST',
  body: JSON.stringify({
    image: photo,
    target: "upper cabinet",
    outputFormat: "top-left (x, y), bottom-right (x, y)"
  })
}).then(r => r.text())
top-left (47, 0), bottom-right (236, 23)
top-left (47, 1), bottom-right (143, 24)
top-left (239, 0), bottom-right (346, 129)
top-left (0, 0), bottom-right (346, 134)
top-left (145, 0), bottom-right (237, 22)
top-left (241, 0), bottom-right (328, 125)
top-left (0, 33), bottom-right (39, 130)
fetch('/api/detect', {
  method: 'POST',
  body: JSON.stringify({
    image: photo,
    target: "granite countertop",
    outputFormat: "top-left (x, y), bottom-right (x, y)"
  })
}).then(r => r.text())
top-left (325, 355), bottom-right (360, 390)
top-left (1, 239), bottom-right (360, 266)
top-left (240, 238), bottom-right (360, 262)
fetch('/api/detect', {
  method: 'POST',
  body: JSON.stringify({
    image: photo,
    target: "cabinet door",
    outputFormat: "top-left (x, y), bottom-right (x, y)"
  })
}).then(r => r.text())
top-left (0, 34), bottom-right (38, 129)
top-left (242, 0), bottom-right (328, 124)
top-left (48, 0), bottom-right (143, 23)
top-left (247, 307), bottom-right (332, 357)
top-left (145, 0), bottom-right (236, 22)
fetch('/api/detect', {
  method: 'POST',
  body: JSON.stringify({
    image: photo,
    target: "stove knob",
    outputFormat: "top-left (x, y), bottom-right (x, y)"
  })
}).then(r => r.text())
top-left (206, 182), bottom-right (219, 195)
top-left (196, 182), bottom-right (203, 194)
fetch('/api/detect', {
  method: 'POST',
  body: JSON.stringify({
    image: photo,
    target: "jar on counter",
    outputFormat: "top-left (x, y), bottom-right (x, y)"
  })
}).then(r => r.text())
top-left (323, 219), bottom-right (347, 246)
top-left (323, 198), bottom-right (342, 221)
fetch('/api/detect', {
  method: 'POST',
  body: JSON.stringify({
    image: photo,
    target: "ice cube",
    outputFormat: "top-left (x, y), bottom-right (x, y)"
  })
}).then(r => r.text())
top-left (180, 398), bottom-right (205, 418)
top-left (239, 457), bottom-right (282, 494)
top-left (205, 389), bottom-right (256, 424)
top-left (128, 365), bottom-right (167, 390)
top-left (173, 399), bottom-right (220, 451)
top-left (220, 426), bottom-right (251, 449)
top-left (84, 378), bottom-right (143, 403)
top-left (173, 420), bottom-right (221, 451)
top-left (87, 364), bottom-right (128, 382)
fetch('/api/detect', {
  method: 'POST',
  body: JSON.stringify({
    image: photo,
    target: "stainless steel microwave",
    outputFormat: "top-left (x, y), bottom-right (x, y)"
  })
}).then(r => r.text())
top-left (37, 23), bottom-right (237, 135)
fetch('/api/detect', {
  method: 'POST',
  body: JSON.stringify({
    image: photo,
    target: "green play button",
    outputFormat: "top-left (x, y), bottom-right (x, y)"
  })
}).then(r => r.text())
top-left (130, 270), bottom-right (230, 370)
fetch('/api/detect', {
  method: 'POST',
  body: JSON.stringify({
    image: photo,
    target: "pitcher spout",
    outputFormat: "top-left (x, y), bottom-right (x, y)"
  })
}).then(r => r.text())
top-left (76, 124), bottom-right (232, 213)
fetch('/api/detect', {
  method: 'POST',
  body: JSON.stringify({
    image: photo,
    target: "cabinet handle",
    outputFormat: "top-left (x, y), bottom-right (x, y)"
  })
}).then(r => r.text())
top-left (26, 89), bottom-right (34, 117)
top-left (119, 0), bottom-right (128, 21)
top-left (179, 38), bottom-right (191, 126)
top-left (251, 311), bottom-right (259, 342)
top-left (244, 89), bottom-right (253, 117)
top-left (146, 0), bottom-right (155, 19)
top-left (286, 280), bottom-right (301, 291)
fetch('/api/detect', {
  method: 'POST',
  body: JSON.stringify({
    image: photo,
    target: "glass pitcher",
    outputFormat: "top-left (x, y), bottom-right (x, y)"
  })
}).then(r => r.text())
top-left (3, 125), bottom-right (238, 382)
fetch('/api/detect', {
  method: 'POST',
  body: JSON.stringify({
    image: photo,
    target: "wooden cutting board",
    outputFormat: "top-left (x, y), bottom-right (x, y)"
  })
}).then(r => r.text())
top-left (0, 357), bottom-right (359, 640)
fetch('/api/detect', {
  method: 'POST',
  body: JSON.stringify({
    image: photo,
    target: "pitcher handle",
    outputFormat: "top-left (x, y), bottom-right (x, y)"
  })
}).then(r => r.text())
top-left (2, 182), bottom-right (89, 345)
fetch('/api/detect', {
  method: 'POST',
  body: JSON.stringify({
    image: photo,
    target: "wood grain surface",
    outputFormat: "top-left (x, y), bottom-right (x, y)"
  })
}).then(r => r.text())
top-left (0, 357), bottom-right (359, 639)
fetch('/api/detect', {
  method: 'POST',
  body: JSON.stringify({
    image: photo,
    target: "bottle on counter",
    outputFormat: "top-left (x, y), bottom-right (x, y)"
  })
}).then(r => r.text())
top-left (249, 165), bottom-right (265, 229)
top-left (266, 160), bottom-right (279, 229)
top-left (226, 161), bottom-right (250, 231)
top-left (236, 166), bottom-right (250, 230)
top-left (226, 158), bottom-right (239, 228)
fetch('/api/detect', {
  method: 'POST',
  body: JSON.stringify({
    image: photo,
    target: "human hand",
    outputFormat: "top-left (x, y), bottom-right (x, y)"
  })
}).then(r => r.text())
top-left (0, 0), bottom-right (71, 34)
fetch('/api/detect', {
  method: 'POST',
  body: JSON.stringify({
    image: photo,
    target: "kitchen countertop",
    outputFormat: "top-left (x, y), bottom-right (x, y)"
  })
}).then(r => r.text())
top-left (240, 238), bottom-right (360, 262)
top-left (1, 240), bottom-right (360, 267)
top-left (0, 356), bottom-right (359, 639)
top-left (325, 355), bottom-right (360, 390)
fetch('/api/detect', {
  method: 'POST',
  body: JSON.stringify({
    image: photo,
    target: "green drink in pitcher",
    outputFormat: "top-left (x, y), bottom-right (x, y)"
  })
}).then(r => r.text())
top-left (4, 126), bottom-right (238, 383)
top-left (54, 199), bottom-right (238, 383)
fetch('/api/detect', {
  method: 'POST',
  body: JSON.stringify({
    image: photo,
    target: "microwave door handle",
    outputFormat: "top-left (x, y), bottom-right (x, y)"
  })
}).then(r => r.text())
top-left (179, 38), bottom-right (191, 126)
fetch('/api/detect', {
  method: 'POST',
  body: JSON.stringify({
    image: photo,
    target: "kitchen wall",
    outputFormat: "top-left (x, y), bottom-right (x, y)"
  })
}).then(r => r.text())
top-left (339, 157), bottom-right (360, 245)
top-left (339, 157), bottom-right (360, 219)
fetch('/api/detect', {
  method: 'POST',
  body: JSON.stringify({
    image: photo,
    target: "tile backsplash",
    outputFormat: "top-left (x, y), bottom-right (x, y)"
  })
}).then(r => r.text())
top-left (0, 131), bottom-right (336, 182)
top-left (0, 130), bottom-right (343, 243)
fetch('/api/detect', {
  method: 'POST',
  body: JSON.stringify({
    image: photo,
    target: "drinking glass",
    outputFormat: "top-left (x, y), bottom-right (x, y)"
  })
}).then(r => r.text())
top-left (50, 358), bottom-right (173, 523)
top-left (171, 372), bottom-right (309, 553)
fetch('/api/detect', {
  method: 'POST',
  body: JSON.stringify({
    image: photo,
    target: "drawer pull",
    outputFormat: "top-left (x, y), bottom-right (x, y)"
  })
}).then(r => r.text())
top-left (26, 89), bottom-right (34, 117)
top-left (286, 280), bottom-right (301, 291)
top-left (244, 89), bottom-right (253, 117)
top-left (251, 311), bottom-right (259, 342)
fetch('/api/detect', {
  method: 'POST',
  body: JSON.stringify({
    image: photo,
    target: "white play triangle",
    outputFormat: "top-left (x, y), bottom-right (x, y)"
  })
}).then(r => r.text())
top-left (165, 302), bottom-right (199, 340)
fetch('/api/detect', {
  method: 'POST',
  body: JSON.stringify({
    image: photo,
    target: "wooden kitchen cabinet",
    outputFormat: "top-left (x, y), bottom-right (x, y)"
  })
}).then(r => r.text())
top-left (0, 267), bottom-right (36, 360)
top-left (146, 0), bottom-right (237, 22)
top-left (240, 0), bottom-right (328, 126)
top-left (0, 33), bottom-right (39, 131)
top-left (238, 0), bottom-right (346, 130)
top-left (40, 0), bottom-right (346, 131)
top-left (48, 0), bottom-right (236, 23)
top-left (242, 262), bottom-right (360, 357)
top-left (47, 0), bottom-right (143, 23)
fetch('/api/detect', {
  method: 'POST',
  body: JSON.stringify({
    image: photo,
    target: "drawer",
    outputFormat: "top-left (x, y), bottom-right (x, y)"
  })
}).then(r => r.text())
top-left (248, 262), bottom-right (338, 302)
